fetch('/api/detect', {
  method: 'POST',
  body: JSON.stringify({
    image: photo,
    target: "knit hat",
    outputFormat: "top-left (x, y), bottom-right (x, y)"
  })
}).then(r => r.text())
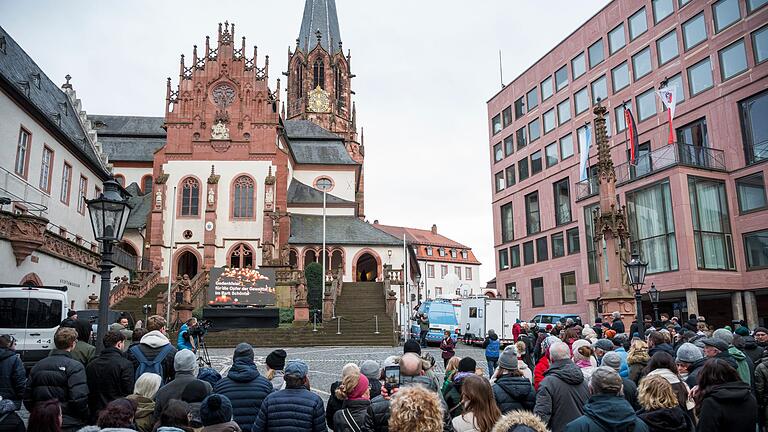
top-left (181, 380), bottom-right (209, 403)
top-left (590, 366), bottom-right (623, 394)
top-left (174, 349), bottom-right (197, 373)
top-left (604, 329), bottom-right (617, 339)
top-left (754, 327), bottom-right (768, 335)
top-left (676, 342), bottom-right (704, 363)
top-left (233, 342), bottom-right (254, 363)
top-left (348, 374), bottom-right (370, 400)
top-left (702, 337), bottom-right (729, 352)
top-left (403, 339), bottom-right (421, 355)
top-left (285, 359), bottom-right (309, 379)
top-left (735, 326), bottom-right (750, 337)
top-left (593, 339), bottom-right (614, 352)
top-left (582, 325), bottom-right (597, 340)
top-left (458, 357), bottom-right (477, 373)
top-left (498, 345), bottom-right (519, 370)
top-left (572, 339), bottom-right (592, 363)
top-left (200, 394), bottom-right (233, 426)
top-left (266, 349), bottom-right (287, 370)
top-left (360, 360), bottom-right (380, 381)
top-left (541, 336), bottom-right (560, 354)
top-left (713, 328), bottom-right (734, 345)
top-left (601, 351), bottom-right (622, 371)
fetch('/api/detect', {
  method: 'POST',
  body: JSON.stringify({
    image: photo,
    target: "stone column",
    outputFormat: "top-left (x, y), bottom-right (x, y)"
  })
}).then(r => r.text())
top-left (685, 290), bottom-right (699, 318)
top-left (731, 291), bottom-right (745, 322)
top-left (587, 300), bottom-right (597, 325)
top-left (744, 291), bottom-right (759, 329)
top-left (204, 166), bottom-right (220, 268)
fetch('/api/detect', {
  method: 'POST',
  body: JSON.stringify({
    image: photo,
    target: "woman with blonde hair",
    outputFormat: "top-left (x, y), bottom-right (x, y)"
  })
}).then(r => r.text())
top-left (442, 356), bottom-right (462, 394)
top-left (388, 385), bottom-right (444, 432)
top-left (627, 338), bottom-right (650, 384)
top-left (327, 363), bottom-right (360, 429)
top-left (453, 374), bottom-right (502, 432)
top-left (636, 375), bottom-right (694, 432)
top-left (332, 369), bottom-right (371, 432)
top-left (126, 372), bottom-right (161, 432)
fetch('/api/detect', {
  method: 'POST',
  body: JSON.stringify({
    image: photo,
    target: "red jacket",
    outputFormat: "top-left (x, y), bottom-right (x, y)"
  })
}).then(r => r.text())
top-left (440, 337), bottom-right (455, 360)
top-left (533, 354), bottom-right (550, 390)
top-left (512, 323), bottom-right (521, 342)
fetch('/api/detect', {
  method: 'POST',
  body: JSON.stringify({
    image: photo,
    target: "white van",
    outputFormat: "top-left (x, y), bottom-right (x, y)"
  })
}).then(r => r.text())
top-left (0, 285), bottom-right (67, 367)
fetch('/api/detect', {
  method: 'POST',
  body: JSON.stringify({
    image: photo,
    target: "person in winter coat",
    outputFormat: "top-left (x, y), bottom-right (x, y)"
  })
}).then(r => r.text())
top-left (0, 335), bottom-right (25, 410)
top-left (648, 332), bottom-right (674, 358)
top-left (644, 352), bottom-right (693, 413)
top-left (741, 335), bottom-right (764, 364)
top-left (452, 375), bottom-right (501, 432)
top-left (756, 349), bottom-right (768, 430)
top-left (0, 399), bottom-right (24, 432)
top-left (611, 336), bottom-right (629, 377)
top-left (564, 366), bottom-right (649, 432)
top-left (109, 317), bottom-right (133, 350)
top-left (444, 357), bottom-right (477, 418)
top-left (326, 363), bottom-right (360, 430)
top-left (264, 349), bottom-right (286, 391)
top-left (491, 345), bottom-right (535, 414)
top-left (23, 327), bottom-right (89, 432)
top-left (360, 360), bottom-right (382, 400)
top-left (610, 312), bottom-right (625, 334)
top-left (490, 410), bottom-right (548, 432)
top-left (213, 343), bottom-right (273, 432)
top-left (512, 321), bottom-right (522, 343)
top-left (199, 394), bottom-right (240, 432)
top-left (59, 319), bottom-right (95, 367)
top-left (126, 372), bottom-right (161, 432)
top-left (483, 330), bottom-right (501, 377)
top-left (636, 375), bottom-right (694, 432)
top-left (27, 399), bottom-right (63, 432)
top-left (674, 343), bottom-right (704, 386)
top-left (154, 350), bottom-right (212, 420)
top-left (514, 341), bottom-right (534, 380)
top-left (85, 331), bottom-right (135, 421)
top-left (156, 399), bottom-right (195, 432)
top-left (571, 340), bottom-right (597, 382)
top-left (182, 380), bottom-right (208, 429)
top-left (251, 360), bottom-right (326, 432)
top-left (442, 356), bottom-right (461, 395)
top-left (601, 352), bottom-right (639, 410)
top-left (126, 315), bottom-right (178, 384)
top-left (712, 328), bottom-right (753, 385)
top-left (627, 339), bottom-right (650, 384)
top-left (533, 342), bottom-right (590, 432)
top-left (332, 370), bottom-right (371, 432)
top-left (534, 336), bottom-right (560, 390)
top-left (694, 358), bottom-right (757, 432)
top-left (440, 331), bottom-right (456, 368)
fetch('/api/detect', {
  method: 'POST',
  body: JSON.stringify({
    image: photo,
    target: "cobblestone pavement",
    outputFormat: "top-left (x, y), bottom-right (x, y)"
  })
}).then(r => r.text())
top-left (205, 343), bottom-right (490, 403)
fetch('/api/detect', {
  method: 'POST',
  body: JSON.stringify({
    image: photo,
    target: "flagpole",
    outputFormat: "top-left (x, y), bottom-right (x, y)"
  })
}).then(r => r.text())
top-left (322, 189), bottom-right (326, 302)
top-left (166, 186), bottom-right (176, 324)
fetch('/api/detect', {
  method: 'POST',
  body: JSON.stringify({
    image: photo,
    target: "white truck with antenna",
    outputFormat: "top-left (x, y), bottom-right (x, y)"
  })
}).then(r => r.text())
top-left (459, 296), bottom-right (520, 346)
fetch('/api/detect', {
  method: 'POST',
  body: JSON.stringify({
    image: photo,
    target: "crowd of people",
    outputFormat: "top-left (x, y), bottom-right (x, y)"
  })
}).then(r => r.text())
top-left (0, 312), bottom-right (766, 432)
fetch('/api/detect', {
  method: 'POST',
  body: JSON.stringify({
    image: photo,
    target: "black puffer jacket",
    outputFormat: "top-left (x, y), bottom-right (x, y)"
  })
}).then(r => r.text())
top-left (0, 348), bottom-right (25, 409)
top-left (23, 349), bottom-right (89, 430)
top-left (636, 406), bottom-right (693, 432)
top-left (492, 374), bottom-right (535, 413)
top-left (0, 399), bottom-right (24, 432)
top-left (533, 359), bottom-right (589, 432)
top-left (332, 399), bottom-right (370, 432)
top-left (213, 352), bottom-right (273, 431)
top-left (696, 381), bottom-right (757, 432)
top-left (364, 377), bottom-right (452, 432)
top-left (85, 347), bottom-right (135, 420)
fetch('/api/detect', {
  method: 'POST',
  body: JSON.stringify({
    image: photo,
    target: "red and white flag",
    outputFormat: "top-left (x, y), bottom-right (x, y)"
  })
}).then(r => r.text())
top-left (657, 87), bottom-right (676, 144)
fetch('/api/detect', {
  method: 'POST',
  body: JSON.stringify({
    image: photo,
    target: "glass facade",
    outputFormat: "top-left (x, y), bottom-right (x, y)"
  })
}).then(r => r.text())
top-left (626, 180), bottom-right (679, 273)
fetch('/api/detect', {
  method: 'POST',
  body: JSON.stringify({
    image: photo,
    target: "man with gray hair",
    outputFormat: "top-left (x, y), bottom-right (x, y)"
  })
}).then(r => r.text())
top-left (601, 351), bottom-right (638, 410)
top-left (153, 349), bottom-right (212, 419)
top-left (610, 311), bottom-right (625, 334)
top-left (534, 342), bottom-right (589, 432)
top-left (564, 367), bottom-right (648, 432)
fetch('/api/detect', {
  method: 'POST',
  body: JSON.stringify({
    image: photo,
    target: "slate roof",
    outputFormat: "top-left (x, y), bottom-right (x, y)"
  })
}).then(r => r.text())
top-left (0, 26), bottom-right (109, 178)
top-left (284, 119), bottom-right (341, 140)
top-left (98, 136), bottom-right (166, 162)
top-left (124, 182), bottom-right (152, 229)
top-left (289, 140), bottom-right (356, 165)
top-left (289, 214), bottom-right (402, 246)
top-left (89, 114), bottom-right (166, 137)
top-left (287, 179), bottom-right (353, 205)
top-left (298, 0), bottom-right (342, 55)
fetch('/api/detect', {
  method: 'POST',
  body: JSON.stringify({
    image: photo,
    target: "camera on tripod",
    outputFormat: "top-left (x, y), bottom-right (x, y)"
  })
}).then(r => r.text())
top-left (189, 319), bottom-right (212, 337)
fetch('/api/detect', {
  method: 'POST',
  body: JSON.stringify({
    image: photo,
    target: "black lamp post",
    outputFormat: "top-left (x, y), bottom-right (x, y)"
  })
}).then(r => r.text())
top-left (648, 282), bottom-right (660, 324)
top-left (86, 178), bottom-right (130, 354)
top-left (625, 251), bottom-right (648, 337)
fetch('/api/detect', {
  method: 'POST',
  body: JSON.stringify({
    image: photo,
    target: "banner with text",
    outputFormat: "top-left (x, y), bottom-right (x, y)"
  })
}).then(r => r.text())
top-left (208, 267), bottom-right (277, 306)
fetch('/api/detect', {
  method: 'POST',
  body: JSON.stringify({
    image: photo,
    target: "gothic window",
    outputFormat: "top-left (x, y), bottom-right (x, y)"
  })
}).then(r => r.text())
top-left (142, 175), bottom-right (153, 195)
top-left (296, 63), bottom-right (304, 98)
top-left (229, 243), bottom-right (253, 268)
top-left (180, 177), bottom-right (200, 216)
top-left (335, 66), bottom-right (344, 111)
top-left (313, 58), bottom-right (325, 89)
top-left (289, 249), bottom-right (299, 268)
top-left (232, 175), bottom-right (255, 218)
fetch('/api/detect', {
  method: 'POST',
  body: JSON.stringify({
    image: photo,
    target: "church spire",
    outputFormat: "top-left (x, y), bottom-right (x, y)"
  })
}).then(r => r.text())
top-left (297, 0), bottom-right (342, 54)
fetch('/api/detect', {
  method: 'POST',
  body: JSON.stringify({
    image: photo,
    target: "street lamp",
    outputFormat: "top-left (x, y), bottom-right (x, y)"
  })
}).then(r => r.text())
top-left (648, 282), bottom-right (660, 324)
top-left (86, 177), bottom-right (131, 354)
top-left (624, 251), bottom-right (648, 337)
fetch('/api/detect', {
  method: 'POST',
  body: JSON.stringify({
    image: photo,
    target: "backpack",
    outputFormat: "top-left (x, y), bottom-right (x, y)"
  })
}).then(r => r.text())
top-left (130, 343), bottom-right (174, 382)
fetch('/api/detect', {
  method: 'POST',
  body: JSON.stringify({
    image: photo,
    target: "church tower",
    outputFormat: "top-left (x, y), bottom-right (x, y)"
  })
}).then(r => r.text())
top-left (286, 0), bottom-right (364, 216)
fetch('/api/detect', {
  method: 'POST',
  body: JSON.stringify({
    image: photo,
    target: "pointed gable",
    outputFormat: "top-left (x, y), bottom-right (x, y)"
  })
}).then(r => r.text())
top-left (298, 0), bottom-right (342, 54)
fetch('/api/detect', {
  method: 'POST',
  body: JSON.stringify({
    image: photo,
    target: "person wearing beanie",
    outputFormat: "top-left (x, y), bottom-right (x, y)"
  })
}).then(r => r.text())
top-left (332, 371), bottom-right (371, 432)
top-left (265, 349), bottom-right (287, 391)
top-left (253, 359), bottom-right (326, 432)
top-left (534, 335), bottom-right (561, 390)
top-left (592, 339), bottom-right (614, 366)
top-left (200, 394), bottom-right (240, 432)
top-left (581, 325), bottom-right (597, 343)
top-left (359, 360), bottom-right (382, 398)
top-left (741, 333), bottom-right (765, 364)
top-left (492, 345), bottom-right (535, 414)
top-left (182, 379), bottom-right (210, 429)
top-left (735, 326), bottom-right (750, 337)
top-left (213, 343), bottom-right (273, 432)
top-left (571, 340), bottom-right (597, 381)
top-left (327, 363), bottom-right (360, 429)
top-left (403, 339), bottom-right (421, 356)
top-left (154, 349), bottom-right (212, 420)
top-left (713, 328), bottom-right (753, 385)
top-left (675, 342), bottom-right (704, 386)
top-left (601, 351), bottom-right (639, 410)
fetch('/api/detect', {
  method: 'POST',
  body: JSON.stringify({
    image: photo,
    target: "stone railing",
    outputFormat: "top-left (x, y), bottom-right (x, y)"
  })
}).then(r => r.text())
top-left (188, 269), bottom-right (211, 311)
top-left (276, 268), bottom-right (304, 284)
top-left (108, 267), bottom-right (161, 306)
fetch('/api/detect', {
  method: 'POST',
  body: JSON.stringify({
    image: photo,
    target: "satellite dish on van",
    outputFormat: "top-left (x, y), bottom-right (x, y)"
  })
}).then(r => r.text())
top-left (444, 273), bottom-right (460, 292)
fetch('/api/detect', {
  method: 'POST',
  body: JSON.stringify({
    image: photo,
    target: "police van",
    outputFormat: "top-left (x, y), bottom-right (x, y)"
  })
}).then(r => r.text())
top-left (0, 285), bottom-right (67, 367)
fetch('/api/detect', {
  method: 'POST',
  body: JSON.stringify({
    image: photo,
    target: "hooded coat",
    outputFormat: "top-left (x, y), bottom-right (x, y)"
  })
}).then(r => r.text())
top-left (563, 394), bottom-right (649, 432)
top-left (727, 346), bottom-right (753, 385)
top-left (492, 373), bottom-right (536, 413)
top-left (636, 407), bottom-right (694, 432)
top-left (756, 355), bottom-right (768, 426)
top-left (696, 381), bottom-right (757, 432)
top-left (126, 330), bottom-right (178, 383)
top-left (23, 349), bottom-right (89, 431)
top-left (213, 350), bottom-right (274, 432)
top-left (627, 348), bottom-right (649, 384)
top-left (742, 336), bottom-right (764, 364)
top-left (126, 394), bottom-right (155, 432)
top-left (684, 357), bottom-right (706, 389)
top-left (646, 368), bottom-right (693, 412)
top-left (331, 399), bottom-right (370, 432)
top-left (154, 370), bottom-right (212, 420)
top-left (251, 387), bottom-right (326, 432)
top-left (0, 347), bottom-right (25, 409)
top-left (0, 399), bottom-right (24, 432)
top-left (533, 359), bottom-right (590, 432)
top-left (490, 410), bottom-right (549, 432)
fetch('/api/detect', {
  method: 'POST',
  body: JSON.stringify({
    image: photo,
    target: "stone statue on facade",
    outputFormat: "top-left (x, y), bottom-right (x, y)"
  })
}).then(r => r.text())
top-left (176, 274), bottom-right (192, 304)
top-left (262, 242), bottom-right (274, 263)
top-left (294, 279), bottom-right (308, 306)
top-left (280, 244), bottom-right (290, 267)
top-left (155, 190), bottom-right (163, 210)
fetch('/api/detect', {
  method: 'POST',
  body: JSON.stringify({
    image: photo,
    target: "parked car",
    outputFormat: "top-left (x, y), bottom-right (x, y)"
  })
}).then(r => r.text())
top-left (529, 313), bottom-right (580, 327)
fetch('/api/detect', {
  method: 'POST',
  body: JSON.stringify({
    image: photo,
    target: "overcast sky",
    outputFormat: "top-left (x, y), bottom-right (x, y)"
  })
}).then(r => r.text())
top-left (1, 0), bottom-right (609, 285)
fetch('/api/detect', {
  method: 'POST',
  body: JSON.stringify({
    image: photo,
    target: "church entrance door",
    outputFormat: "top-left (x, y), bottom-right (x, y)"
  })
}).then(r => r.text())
top-left (177, 251), bottom-right (199, 279)
top-left (356, 253), bottom-right (378, 282)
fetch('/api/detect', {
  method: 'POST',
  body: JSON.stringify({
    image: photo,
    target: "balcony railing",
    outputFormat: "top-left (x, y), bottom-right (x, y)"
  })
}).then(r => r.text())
top-left (575, 143), bottom-right (726, 201)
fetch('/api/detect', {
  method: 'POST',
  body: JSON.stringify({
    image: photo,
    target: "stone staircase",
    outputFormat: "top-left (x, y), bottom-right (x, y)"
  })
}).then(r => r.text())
top-left (111, 283), bottom-right (166, 321)
top-left (203, 281), bottom-right (397, 347)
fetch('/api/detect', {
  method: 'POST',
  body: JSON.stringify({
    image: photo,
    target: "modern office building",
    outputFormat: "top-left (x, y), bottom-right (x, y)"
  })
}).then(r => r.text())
top-left (487, 0), bottom-right (768, 326)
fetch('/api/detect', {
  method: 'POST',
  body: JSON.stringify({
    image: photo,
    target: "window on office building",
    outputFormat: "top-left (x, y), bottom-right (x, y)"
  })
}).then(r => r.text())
top-left (683, 13), bottom-right (707, 51)
top-left (589, 39), bottom-right (604, 68)
top-left (531, 150), bottom-right (543, 175)
top-left (505, 165), bottom-right (516, 187)
top-left (557, 99), bottom-right (571, 125)
top-left (498, 249), bottom-right (509, 271)
top-left (637, 88), bottom-right (657, 121)
top-left (531, 277), bottom-right (545, 307)
top-left (511, 245), bottom-right (521, 268)
top-left (492, 114), bottom-right (502, 135)
top-left (574, 87), bottom-right (589, 114)
top-left (542, 76), bottom-right (553, 101)
top-left (525, 192), bottom-right (540, 235)
top-left (555, 65), bottom-right (568, 91)
top-left (629, 8), bottom-right (648, 40)
top-left (632, 47), bottom-right (653, 80)
top-left (504, 135), bottom-right (514, 156)
top-left (560, 133), bottom-right (574, 160)
top-left (626, 180), bottom-right (679, 273)
top-left (744, 230), bottom-right (768, 270)
top-left (609, 24), bottom-right (626, 54)
top-left (653, 0), bottom-right (674, 23)
top-left (754, 26), bottom-right (768, 64)
top-left (494, 143), bottom-right (503, 162)
top-left (657, 30), bottom-right (679, 65)
top-left (503, 106), bottom-right (513, 128)
top-left (713, 0), bottom-right (741, 33)
top-left (546, 143), bottom-right (558, 168)
top-left (612, 62), bottom-right (630, 93)
top-left (536, 236), bottom-right (548, 261)
top-left (543, 109), bottom-right (556, 134)
top-left (527, 87), bottom-right (539, 110)
top-left (740, 90), bottom-right (768, 164)
top-left (572, 52), bottom-right (586, 79)
top-left (689, 176), bottom-right (736, 270)
top-left (495, 171), bottom-right (505, 192)
top-left (748, 0), bottom-right (768, 13)
top-left (591, 75), bottom-right (607, 105)
top-left (561, 272), bottom-right (577, 304)
top-left (514, 97), bottom-right (525, 120)
top-left (554, 178), bottom-right (572, 225)
top-left (523, 241), bottom-right (535, 265)
top-left (736, 173), bottom-right (767, 213)
top-left (529, 118), bottom-right (541, 143)
top-left (552, 232), bottom-right (565, 258)
top-left (687, 57), bottom-right (714, 96)
top-left (519, 158), bottom-right (530, 181)
top-left (585, 203), bottom-right (600, 283)
top-left (719, 39), bottom-right (748, 81)
top-left (517, 126), bottom-right (528, 150)
top-left (567, 227), bottom-right (580, 254)
top-left (501, 202), bottom-right (514, 243)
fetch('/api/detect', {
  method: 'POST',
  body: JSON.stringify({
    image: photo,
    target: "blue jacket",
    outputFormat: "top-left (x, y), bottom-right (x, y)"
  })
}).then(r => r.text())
top-left (177, 324), bottom-right (194, 351)
top-left (252, 387), bottom-right (326, 432)
top-left (564, 394), bottom-right (649, 432)
top-left (214, 357), bottom-right (273, 431)
top-left (614, 347), bottom-right (629, 378)
top-left (484, 335), bottom-right (501, 359)
top-left (0, 348), bottom-right (25, 409)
